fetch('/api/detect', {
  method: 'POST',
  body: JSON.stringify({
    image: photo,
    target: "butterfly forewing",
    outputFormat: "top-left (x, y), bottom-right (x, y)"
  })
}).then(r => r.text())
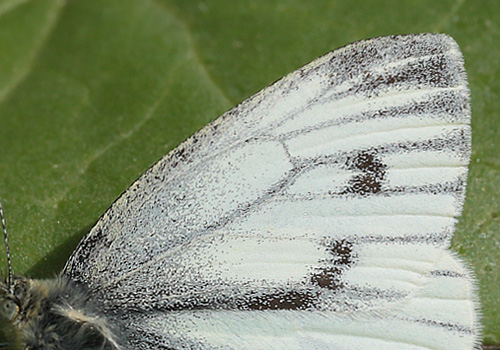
top-left (63, 34), bottom-right (478, 349)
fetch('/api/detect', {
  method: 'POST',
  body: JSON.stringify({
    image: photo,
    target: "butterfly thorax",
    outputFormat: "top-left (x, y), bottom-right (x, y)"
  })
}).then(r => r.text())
top-left (0, 276), bottom-right (120, 350)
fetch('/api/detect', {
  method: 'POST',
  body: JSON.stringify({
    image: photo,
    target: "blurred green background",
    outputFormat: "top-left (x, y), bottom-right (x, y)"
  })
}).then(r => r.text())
top-left (0, 0), bottom-right (498, 347)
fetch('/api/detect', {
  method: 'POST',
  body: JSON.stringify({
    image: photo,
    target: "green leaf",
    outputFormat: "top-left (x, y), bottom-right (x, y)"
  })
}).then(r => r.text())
top-left (0, 0), bottom-right (498, 346)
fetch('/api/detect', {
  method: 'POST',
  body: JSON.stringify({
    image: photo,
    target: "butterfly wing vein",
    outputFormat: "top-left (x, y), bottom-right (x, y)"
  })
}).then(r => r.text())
top-left (63, 33), bottom-right (478, 350)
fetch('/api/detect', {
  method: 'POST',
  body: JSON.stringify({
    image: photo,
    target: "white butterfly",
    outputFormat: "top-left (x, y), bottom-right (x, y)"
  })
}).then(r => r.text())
top-left (0, 33), bottom-right (479, 349)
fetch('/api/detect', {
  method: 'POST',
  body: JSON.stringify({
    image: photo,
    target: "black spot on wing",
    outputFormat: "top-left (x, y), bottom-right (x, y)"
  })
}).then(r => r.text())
top-left (310, 239), bottom-right (354, 290)
top-left (342, 151), bottom-right (387, 196)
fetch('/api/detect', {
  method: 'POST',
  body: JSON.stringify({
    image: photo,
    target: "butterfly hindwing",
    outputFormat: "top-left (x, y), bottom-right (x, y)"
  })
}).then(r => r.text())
top-left (63, 33), bottom-right (478, 349)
